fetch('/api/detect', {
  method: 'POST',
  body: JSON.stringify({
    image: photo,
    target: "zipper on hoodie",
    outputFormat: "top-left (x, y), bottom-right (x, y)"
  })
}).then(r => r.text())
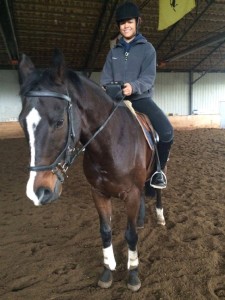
top-left (124, 51), bottom-right (129, 82)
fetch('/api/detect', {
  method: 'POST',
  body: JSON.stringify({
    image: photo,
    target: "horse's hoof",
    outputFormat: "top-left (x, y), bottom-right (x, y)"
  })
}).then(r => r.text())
top-left (98, 267), bottom-right (113, 289)
top-left (127, 268), bottom-right (141, 292)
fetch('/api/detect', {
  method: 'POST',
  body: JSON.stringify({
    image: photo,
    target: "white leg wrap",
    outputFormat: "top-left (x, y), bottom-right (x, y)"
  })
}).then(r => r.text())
top-left (156, 207), bottom-right (166, 225)
top-left (127, 249), bottom-right (139, 270)
top-left (103, 245), bottom-right (116, 271)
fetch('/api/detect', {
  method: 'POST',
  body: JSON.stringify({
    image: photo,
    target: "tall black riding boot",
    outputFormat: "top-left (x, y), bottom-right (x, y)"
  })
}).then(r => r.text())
top-left (150, 140), bottom-right (173, 189)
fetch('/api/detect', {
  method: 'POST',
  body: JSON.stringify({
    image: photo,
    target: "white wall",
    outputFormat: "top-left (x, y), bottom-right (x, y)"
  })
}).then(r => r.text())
top-left (90, 72), bottom-right (101, 84)
top-left (193, 73), bottom-right (225, 115)
top-left (154, 72), bottom-right (189, 115)
top-left (1, 70), bottom-right (225, 121)
top-left (0, 70), bottom-right (21, 121)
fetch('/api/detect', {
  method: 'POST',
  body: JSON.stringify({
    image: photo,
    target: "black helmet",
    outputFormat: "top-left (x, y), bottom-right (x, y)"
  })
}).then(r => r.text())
top-left (115, 2), bottom-right (140, 23)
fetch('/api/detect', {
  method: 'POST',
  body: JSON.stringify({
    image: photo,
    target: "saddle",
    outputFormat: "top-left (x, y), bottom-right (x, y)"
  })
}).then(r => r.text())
top-left (136, 112), bottom-right (155, 142)
top-left (123, 100), bottom-right (158, 151)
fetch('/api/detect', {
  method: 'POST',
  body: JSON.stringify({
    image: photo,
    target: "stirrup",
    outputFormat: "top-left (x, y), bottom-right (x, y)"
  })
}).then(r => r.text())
top-left (150, 171), bottom-right (167, 189)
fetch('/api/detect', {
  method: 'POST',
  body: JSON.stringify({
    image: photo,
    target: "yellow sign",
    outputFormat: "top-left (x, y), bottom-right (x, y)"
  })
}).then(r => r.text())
top-left (158, 0), bottom-right (196, 30)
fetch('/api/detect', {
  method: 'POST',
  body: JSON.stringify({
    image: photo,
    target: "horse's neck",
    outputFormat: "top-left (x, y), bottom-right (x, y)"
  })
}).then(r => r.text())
top-left (78, 82), bottom-right (115, 147)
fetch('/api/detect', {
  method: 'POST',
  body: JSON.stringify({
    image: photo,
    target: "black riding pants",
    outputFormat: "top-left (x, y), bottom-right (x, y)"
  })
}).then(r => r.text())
top-left (131, 97), bottom-right (174, 143)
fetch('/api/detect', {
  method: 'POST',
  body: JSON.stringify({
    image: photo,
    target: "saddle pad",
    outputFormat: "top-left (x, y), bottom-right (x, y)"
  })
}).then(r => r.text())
top-left (124, 100), bottom-right (155, 150)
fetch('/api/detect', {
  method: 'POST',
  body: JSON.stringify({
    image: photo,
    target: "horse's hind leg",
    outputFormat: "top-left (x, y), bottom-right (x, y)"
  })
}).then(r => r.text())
top-left (137, 191), bottom-right (145, 228)
top-left (91, 188), bottom-right (115, 289)
top-left (125, 189), bottom-right (142, 292)
top-left (156, 189), bottom-right (166, 226)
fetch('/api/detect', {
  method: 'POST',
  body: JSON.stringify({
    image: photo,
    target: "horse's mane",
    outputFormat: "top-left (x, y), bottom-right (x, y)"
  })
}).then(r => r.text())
top-left (20, 68), bottom-right (84, 97)
top-left (66, 69), bottom-right (84, 96)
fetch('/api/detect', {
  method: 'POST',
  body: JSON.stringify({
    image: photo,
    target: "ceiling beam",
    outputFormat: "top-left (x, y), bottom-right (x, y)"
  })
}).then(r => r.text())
top-left (162, 31), bottom-right (225, 63)
top-left (0, 24), bottom-right (12, 62)
top-left (191, 40), bottom-right (225, 71)
top-left (0, 0), bottom-right (19, 64)
top-left (84, 0), bottom-right (121, 78)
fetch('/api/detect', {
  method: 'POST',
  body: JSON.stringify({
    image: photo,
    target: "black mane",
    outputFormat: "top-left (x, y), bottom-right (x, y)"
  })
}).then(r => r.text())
top-left (20, 67), bottom-right (84, 97)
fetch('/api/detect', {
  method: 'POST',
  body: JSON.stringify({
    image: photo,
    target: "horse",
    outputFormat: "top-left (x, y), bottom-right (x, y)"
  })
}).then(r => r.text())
top-left (18, 49), bottom-right (166, 292)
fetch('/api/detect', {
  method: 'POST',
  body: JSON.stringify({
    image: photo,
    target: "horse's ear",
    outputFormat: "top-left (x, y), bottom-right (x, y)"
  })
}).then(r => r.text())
top-left (18, 54), bottom-right (36, 84)
top-left (51, 48), bottom-right (65, 84)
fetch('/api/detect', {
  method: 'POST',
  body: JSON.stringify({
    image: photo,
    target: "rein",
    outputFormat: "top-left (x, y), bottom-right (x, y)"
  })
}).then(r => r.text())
top-left (25, 89), bottom-right (124, 182)
top-left (72, 96), bottom-right (124, 158)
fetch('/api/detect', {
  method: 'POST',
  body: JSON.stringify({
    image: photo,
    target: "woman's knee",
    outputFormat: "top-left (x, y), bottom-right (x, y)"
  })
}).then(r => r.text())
top-left (158, 121), bottom-right (174, 142)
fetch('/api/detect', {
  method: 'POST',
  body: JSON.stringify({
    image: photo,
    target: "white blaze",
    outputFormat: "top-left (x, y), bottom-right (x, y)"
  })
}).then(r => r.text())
top-left (25, 108), bottom-right (41, 206)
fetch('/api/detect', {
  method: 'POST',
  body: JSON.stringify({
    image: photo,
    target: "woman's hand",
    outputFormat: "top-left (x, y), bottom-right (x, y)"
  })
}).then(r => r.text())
top-left (122, 83), bottom-right (132, 96)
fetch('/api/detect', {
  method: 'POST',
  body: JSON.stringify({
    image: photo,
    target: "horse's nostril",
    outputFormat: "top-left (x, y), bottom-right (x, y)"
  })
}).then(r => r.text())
top-left (36, 187), bottom-right (52, 205)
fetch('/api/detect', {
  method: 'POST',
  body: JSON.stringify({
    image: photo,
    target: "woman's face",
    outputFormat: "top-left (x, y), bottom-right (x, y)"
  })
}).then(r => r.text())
top-left (119, 18), bottom-right (137, 41)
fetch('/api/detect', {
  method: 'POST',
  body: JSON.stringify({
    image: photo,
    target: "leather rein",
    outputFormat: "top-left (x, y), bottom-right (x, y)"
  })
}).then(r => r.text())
top-left (25, 90), bottom-right (123, 182)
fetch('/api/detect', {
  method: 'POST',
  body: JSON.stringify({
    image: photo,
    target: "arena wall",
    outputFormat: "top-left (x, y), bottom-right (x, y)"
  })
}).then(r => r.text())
top-left (0, 70), bottom-right (224, 129)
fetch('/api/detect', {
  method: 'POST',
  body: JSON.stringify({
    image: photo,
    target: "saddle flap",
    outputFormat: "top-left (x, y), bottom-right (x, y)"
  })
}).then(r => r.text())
top-left (136, 112), bottom-right (158, 142)
top-left (123, 100), bottom-right (158, 150)
top-left (136, 112), bottom-right (152, 132)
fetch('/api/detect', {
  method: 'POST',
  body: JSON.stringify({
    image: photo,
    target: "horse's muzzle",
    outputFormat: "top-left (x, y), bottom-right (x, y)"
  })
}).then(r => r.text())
top-left (36, 187), bottom-right (54, 205)
top-left (35, 179), bottom-right (62, 205)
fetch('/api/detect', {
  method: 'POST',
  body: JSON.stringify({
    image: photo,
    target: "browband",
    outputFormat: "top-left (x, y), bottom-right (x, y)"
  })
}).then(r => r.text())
top-left (25, 91), bottom-right (71, 102)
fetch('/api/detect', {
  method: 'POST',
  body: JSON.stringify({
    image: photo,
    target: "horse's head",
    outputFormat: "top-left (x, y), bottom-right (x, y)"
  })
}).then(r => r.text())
top-left (18, 49), bottom-right (81, 206)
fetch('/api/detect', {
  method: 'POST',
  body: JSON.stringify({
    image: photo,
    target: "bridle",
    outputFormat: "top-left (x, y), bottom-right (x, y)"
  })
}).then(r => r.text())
top-left (25, 89), bottom-right (124, 182)
top-left (25, 90), bottom-right (76, 182)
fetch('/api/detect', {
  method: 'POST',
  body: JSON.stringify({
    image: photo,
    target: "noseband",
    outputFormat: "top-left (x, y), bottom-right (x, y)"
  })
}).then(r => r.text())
top-left (25, 89), bottom-right (124, 183)
top-left (25, 90), bottom-right (76, 182)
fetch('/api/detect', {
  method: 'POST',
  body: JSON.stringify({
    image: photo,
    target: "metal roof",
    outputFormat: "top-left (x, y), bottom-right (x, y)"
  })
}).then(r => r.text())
top-left (1, 0), bottom-right (225, 74)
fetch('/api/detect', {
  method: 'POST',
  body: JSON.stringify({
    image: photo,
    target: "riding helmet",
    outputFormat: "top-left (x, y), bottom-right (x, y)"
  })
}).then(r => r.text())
top-left (115, 1), bottom-right (140, 24)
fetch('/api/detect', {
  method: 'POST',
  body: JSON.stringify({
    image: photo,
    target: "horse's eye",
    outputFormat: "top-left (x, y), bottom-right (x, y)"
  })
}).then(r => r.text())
top-left (56, 119), bottom-right (64, 128)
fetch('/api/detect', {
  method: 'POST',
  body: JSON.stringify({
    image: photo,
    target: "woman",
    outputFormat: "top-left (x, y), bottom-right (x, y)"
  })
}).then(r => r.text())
top-left (100, 1), bottom-right (174, 189)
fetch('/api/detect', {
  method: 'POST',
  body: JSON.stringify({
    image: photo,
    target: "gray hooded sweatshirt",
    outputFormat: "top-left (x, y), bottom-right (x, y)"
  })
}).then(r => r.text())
top-left (100, 34), bottom-right (156, 101)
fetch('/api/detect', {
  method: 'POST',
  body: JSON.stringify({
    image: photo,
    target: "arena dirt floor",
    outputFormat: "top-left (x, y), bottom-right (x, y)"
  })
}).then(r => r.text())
top-left (1, 127), bottom-right (225, 300)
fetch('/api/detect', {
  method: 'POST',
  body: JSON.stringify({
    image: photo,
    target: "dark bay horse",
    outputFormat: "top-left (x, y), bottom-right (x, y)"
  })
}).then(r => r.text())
top-left (18, 50), bottom-right (166, 292)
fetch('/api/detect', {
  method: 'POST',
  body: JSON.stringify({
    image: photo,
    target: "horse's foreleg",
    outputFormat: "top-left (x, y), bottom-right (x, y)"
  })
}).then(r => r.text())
top-left (156, 189), bottom-right (166, 225)
top-left (91, 188), bottom-right (115, 288)
top-left (125, 190), bottom-right (141, 292)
